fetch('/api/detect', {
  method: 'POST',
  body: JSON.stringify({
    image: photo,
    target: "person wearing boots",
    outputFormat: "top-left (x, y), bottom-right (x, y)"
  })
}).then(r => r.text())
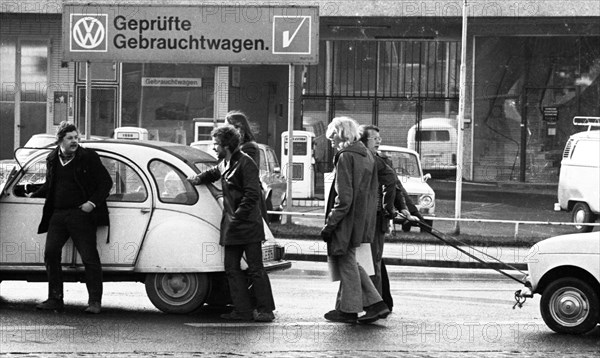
top-left (31, 121), bottom-right (112, 314)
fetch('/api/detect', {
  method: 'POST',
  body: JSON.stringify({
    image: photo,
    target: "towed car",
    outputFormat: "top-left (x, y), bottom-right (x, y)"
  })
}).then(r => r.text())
top-left (516, 232), bottom-right (599, 334)
top-left (0, 140), bottom-right (290, 314)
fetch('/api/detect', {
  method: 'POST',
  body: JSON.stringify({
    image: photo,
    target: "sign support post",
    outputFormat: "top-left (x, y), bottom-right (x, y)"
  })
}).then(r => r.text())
top-left (453, 0), bottom-right (468, 234)
top-left (283, 64), bottom-right (295, 224)
top-left (85, 61), bottom-right (91, 140)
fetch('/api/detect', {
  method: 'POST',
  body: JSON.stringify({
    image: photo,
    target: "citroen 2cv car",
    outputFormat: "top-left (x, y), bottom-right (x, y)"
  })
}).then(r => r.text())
top-left (0, 140), bottom-right (290, 314)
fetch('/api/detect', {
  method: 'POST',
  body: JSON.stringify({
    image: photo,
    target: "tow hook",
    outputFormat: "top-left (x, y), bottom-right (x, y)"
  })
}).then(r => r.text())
top-left (513, 284), bottom-right (533, 309)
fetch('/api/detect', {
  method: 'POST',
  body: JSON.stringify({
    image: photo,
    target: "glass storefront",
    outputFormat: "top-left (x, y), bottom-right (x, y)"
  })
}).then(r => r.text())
top-left (473, 36), bottom-right (600, 182)
top-left (121, 63), bottom-right (215, 145)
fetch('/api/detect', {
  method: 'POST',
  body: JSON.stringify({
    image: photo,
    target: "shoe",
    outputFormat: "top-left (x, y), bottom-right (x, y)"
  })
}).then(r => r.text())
top-left (220, 310), bottom-right (254, 321)
top-left (324, 309), bottom-right (357, 323)
top-left (357, 301), bottom-right (390, 324)
top-left (36, 298), bottom-right (64, 312)
top-left (84, 301), bottom-right (101, 314)
top-left (253, 310), bottom-right (275, 322)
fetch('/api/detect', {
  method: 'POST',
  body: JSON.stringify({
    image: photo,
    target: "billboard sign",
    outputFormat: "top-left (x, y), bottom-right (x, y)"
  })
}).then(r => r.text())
top-left (63, 4), bottom-right (319, 64)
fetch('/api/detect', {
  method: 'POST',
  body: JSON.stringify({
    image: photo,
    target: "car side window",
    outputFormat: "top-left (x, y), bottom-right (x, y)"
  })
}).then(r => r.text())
top-left (259, 148), bottom-right (268, 176)
top-left (266, 148), bottom-right (279, 173)
top-left (149, 160), bottom-right (198, 205)
top-left (13, 158), bottom-right (47, 197)
top-left (101, 157), bottom-right (148, 202)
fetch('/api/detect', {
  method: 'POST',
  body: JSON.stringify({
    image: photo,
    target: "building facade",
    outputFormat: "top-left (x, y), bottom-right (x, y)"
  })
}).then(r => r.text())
top-left (1, 0), bottom-right (599, 188)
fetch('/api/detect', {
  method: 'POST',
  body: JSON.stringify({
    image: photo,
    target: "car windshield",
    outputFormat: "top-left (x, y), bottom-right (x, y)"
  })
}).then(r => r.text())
top-left (380, 150), bottom-right (422, 178)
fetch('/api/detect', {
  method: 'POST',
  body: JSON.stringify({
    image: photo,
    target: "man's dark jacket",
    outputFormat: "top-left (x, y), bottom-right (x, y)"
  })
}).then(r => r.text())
top-left (33, 146), bottom-right (113, 234)
top-left (196, 149), bottom-right (264, 245)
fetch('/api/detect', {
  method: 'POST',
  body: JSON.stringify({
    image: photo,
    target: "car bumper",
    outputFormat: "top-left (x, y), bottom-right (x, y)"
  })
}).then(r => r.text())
top-left (262, 243), bottom-right (292, 272)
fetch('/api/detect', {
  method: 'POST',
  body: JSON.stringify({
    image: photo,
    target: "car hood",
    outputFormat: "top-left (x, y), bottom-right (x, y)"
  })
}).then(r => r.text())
top-left (534, 232), bottom-right (600, 255)
top-left (397, 176), bottom-right (434, 195)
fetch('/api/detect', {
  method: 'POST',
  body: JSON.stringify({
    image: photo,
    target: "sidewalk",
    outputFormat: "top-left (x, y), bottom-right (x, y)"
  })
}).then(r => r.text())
top-left (274, 180), bottom-right (578, 271)
top-left (274, 237), bottom-right (529, 271)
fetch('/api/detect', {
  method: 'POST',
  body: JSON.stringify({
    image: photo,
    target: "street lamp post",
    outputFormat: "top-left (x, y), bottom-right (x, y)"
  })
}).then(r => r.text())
top-left (453, 0), bottom-right (468, 234)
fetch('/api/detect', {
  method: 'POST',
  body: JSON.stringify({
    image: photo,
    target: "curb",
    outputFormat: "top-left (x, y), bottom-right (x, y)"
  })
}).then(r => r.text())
top-left (284, 253), bottom-right (527, 271)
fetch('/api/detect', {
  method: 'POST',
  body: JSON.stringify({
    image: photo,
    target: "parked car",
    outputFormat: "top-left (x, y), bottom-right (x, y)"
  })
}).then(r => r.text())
top-left (407, 117), bottom-right (457, 177)
top-left (516, 231), bottom-right (599, 334)
top-left (555, 116), bottom-right (599, 233)
top-left (0, 139), bottom-right (290, 314)
top-left (191, 140), bottom-right (287, 221)
top-left (378, 145), bottom-right (435, 231)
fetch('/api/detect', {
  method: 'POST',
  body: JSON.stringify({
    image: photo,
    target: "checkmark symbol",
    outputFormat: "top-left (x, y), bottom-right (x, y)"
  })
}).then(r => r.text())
top-left (282, 17), bottom-right (308, 48)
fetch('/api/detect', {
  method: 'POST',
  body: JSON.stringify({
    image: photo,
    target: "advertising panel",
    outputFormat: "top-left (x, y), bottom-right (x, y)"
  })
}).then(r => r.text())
top-left (63, 4), bottom-right (319, 64)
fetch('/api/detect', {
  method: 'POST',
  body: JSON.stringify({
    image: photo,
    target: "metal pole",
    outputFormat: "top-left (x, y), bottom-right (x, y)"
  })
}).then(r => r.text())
top-left (85, 61), bottom-right (91, 140)
top-left (453, 0), bottom-right (468, 234)
top-left (283, 64), bottom-right (295, 224)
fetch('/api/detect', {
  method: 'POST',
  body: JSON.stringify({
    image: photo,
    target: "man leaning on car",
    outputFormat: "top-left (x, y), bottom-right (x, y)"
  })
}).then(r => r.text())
top-left (29, 121), bottom-right (113, 314)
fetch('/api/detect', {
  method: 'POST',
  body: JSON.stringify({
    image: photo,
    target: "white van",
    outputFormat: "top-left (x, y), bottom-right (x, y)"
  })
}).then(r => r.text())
top-left (555, 116), bottom-right (600, 232)
top-left (407, 117), bottom-right (457, 175)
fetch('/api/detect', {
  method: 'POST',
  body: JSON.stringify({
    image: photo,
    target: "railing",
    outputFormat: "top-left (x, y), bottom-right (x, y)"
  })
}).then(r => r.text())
top-left (267, 211), bottom-right (600, 239)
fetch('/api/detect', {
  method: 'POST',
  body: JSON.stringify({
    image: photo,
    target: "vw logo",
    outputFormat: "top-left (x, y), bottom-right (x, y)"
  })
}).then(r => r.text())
top-left (72, 16), bottom-right (106, 49)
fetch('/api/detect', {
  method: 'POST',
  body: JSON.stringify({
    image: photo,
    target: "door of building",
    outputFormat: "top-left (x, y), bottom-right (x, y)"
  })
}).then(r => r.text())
top-left (0, 38), bottom-right (48, 159)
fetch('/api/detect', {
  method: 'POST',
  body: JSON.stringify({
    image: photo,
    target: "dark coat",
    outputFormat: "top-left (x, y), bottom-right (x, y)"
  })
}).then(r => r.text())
top-left (240, 141), bottom-right (260, 168)
top-left (33, 146), bottom-right (113, 234)
top-left (324, 141), bottom-right (378, 256)
top-left (239, 140), bottom-right (269, 222)
top-left (196, 149), bottom-right (264, 245)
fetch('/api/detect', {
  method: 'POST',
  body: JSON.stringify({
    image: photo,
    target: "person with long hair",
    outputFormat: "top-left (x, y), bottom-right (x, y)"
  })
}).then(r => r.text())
top-left (225, 110), bottom-right (269, 221)
top-left (321, 116), bottom-right (391, 324)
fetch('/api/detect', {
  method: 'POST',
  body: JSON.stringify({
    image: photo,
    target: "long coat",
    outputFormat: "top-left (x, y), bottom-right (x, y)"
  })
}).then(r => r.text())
top-left (196, 149), bottom-right (264, 245)
top-left (33, 146), bottom-right (113, 234)
top-left (323, 141), bottom-right (379, 256)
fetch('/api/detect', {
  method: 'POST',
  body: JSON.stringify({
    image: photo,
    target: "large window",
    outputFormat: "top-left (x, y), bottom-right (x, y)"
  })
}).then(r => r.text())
top-left (305, 40), bottom-right (460, 98)
top-left (121, 63), bottom-right (216, 145)
top-left (473, 36), bottom-right (600, 182)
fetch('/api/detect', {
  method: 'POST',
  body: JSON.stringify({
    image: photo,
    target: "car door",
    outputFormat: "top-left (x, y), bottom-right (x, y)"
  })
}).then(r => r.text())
top-left (0, 150), bottom-right (61, 269)
top-left (77, 153), bottom-right (153, 269)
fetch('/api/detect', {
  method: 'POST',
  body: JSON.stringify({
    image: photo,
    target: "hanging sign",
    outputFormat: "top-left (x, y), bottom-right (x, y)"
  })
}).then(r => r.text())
top-left (63, 4), bottom-right (319, 64)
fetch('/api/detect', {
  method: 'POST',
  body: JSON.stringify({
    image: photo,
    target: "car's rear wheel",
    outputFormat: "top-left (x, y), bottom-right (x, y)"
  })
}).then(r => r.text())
top-left (145, 273), bottom-right (211, 314)
top-left (572, 202), bottom-right (596, 233)
top-left (540, 277), bottom-right (599, 334)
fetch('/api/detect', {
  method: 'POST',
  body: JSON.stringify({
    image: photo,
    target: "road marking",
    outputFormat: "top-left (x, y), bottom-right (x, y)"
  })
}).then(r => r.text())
top-left (1, 325), bottom-right (75, 331)
top-left (185, 321), bottom-right (342, 328)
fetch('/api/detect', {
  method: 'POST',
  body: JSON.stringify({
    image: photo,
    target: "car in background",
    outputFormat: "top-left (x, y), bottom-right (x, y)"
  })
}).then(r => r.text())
top-left (378, 145), bottom-right (435, 232)
top-left (516, 232), bottom-right (599, 334)
top-left (555, 116), bottom-right (599, 233)
top-left (190, 140), bottom-right (287, 221)
top-left (407, 117), bottom-right (457, 178)
top-left (0, 139), bottom-right (290, 314)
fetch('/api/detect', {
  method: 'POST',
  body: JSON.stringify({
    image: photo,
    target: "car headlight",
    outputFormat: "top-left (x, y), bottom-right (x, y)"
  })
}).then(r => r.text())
top-left (419, 195), bottom-right (433, 208)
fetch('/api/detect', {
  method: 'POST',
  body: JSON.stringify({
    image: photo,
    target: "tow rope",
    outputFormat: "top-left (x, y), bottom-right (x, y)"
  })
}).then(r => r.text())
top-left (396, 215), bottom-right (531, 310)
top-left (400, 217), bottom-right (528, 285)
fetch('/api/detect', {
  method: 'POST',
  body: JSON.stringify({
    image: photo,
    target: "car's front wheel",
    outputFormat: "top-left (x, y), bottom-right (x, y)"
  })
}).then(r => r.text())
top-left (572, 202), bottom-right (596, 233)
top-left (145, 273), bottom-right (211, 314)
top-left (540, 277), bottom-right (599, 334)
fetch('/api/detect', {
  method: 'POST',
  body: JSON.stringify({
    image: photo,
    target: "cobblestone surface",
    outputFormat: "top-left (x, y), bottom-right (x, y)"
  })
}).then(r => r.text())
top-left (1, 352), bottom-right (598, 358)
